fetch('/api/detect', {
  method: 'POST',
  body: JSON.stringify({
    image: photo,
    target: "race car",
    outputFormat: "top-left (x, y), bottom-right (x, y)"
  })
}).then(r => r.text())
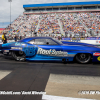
top-left (0, 37), bottom-right (100, 63)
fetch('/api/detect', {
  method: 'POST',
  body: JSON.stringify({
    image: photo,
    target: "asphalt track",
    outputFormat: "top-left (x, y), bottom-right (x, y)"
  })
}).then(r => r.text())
top-left (0, 54), bottom-right (100, 100)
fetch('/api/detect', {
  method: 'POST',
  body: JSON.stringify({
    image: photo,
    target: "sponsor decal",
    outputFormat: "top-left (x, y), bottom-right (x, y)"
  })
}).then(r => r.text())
top-left (93, 52), bottom-right (100, 56)
top-left (4, 50), bottom-right (9, 52)
top-left (11, 47), bottom-right (22, 50)
top-left (23, 47), bottom-right (37, 56)
top-left (37, 47), bottom-right (68, 56)
top-left (15, 42), bottom-right (26, 46)
top-left (97, 56), bottom-right (100, 61)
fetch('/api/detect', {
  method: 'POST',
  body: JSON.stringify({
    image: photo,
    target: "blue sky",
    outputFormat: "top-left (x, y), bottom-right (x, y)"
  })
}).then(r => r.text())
top-left (0, 0), bottom-right (99, 28)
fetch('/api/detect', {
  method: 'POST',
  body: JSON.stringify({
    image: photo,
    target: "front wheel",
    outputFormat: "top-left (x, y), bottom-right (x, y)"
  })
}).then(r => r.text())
top-left (75, 53), bottom-right (91, 64)
top-left (11, 51), bottom-right (26, 61)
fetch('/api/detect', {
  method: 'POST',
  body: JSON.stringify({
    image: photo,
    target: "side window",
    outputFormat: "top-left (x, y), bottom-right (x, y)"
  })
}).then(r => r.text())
top-left (46, 39), bottom-right (58, 45)
top-left (29, 39), bottom-right (46, 45)
top-left (29, 39), bottom-right (58, 45)
top-left (35, 39), bottom-right (46, 45)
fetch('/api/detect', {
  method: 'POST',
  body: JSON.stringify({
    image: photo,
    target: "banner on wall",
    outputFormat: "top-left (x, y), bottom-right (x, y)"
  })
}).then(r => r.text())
top-left (62, 37), bottom-right (100, 40)
top-left (0, 28), bottom-right (5, 34)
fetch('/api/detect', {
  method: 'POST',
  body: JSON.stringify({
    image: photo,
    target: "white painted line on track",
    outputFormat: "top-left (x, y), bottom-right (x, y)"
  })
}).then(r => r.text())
top-left (0, 70), bottom-right (12, 80)
top-left (42, 95), bottom-right (96, 100)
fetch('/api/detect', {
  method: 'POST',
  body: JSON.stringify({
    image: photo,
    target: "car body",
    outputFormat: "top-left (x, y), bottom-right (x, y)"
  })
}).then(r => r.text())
top-left (0, 37), bottom-right (100, 63)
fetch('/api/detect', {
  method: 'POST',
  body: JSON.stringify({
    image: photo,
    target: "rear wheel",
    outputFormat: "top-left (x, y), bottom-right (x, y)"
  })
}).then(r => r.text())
top-left (75, 53), bottom-right (91, 64)
top-left (11, 51), bottom-right (26, 61)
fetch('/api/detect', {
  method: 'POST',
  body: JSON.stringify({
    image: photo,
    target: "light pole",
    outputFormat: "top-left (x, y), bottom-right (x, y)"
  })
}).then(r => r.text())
top-left (8, 0), bottom-right (12, 31)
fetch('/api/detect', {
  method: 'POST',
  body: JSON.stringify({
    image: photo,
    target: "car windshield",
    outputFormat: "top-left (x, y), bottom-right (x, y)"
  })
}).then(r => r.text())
top-left (52, 38), bottom-right (63, 44)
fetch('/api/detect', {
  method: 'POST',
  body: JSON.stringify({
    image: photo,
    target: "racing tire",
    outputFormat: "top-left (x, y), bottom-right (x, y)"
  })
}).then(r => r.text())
top-left (75, 53), bottom-right (91, 64)
top-left (11, 51), bottom-right (26, 61)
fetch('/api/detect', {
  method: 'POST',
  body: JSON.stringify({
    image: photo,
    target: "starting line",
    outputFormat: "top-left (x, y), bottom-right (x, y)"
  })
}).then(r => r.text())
top-left (42, 95), bottom-right (95, 100)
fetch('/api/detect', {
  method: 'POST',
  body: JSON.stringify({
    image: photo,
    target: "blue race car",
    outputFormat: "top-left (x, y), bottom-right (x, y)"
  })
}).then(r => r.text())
top-left (0, 37), bottom-right (100, 63)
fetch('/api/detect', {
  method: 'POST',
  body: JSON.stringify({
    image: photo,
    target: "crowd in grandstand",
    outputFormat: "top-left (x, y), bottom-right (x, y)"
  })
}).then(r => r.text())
top-left (78, 12), bottom-right (100, 36)
top-left (5, 14), bottom-right (39, 38)
top-left (38, 14), bottom-right (61, 36)
top-left (59, 12), bottom-right (100, 37)
top-left (2, 12), bottom-right (100, 39)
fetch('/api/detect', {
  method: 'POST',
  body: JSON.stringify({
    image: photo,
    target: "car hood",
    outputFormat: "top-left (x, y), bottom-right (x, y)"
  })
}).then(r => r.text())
top-left (61, 41), bottom-right (96, 47)
top-left (61, 42), bottom-right (100, 52)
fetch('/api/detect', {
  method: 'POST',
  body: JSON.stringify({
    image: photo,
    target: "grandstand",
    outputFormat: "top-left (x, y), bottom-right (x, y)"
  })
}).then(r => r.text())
top-left (4, 1), bottom-right (100, 39)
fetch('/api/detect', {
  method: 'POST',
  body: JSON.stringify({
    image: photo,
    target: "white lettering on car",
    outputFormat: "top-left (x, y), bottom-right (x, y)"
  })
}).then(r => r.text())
top-left (37, 47), bottom-right (68, 56)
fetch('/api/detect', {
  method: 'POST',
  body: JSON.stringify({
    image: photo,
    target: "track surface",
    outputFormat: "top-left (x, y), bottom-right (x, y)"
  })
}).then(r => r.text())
top-left (0, 55), bottom-right (100, 100)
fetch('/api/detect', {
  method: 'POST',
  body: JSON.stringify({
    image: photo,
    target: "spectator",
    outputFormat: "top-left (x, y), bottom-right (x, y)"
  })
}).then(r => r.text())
top-left (20, 35), bottom-right (22, 40)
top-left (34, 32), bottom-right (37, 37)
top-left (2, 32), bottom-right (7, 44)
top-left (14, 35), bottom-right (17, 42)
